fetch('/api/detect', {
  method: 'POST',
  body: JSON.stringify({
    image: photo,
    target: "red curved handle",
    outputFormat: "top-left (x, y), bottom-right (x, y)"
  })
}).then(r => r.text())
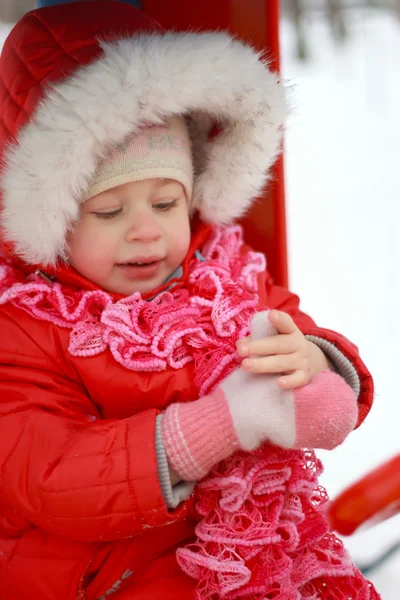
top-left (329, 454), bottom-right (400, 535)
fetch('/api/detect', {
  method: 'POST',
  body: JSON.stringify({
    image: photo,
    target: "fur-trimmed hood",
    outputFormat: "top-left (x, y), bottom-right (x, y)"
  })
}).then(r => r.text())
top-left (0, 0), bottom-right (286, 268)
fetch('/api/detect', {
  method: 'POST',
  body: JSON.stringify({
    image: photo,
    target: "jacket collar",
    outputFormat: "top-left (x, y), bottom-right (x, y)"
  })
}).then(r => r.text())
top-left (5, 219), bottom-right (212, 302)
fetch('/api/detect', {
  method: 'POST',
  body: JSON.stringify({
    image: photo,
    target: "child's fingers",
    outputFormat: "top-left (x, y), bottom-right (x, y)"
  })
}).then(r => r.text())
top-left (268, 310), bottom-right (298, 335)
top-left (278, 370), bottom-right (308, 390)
top-left (242, 353), bottom-right (299, 374)
top-left (236, 334), bottom-right (297, 357)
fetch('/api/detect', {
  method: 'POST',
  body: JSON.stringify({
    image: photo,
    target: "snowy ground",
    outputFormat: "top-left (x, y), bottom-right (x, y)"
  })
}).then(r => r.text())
top-left (281, 8), bottom-right (400, 597)
top-left (1, 6), bottom-right (400, 598)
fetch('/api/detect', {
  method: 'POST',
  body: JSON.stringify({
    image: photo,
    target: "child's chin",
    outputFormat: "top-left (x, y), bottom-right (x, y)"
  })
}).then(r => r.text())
top-left (116, 277), bottom-right (165, 297)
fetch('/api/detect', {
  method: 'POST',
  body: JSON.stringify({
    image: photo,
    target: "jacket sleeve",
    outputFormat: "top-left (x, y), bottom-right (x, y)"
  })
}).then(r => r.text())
top-left (0, 307), bottom-right (190, 543)
top-left (265, 277), bottom-right (374, 429)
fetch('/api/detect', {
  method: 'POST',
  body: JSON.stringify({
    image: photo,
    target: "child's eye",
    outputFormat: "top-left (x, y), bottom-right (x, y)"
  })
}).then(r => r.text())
top-left (153, 199), bottom-right (178, 211)
top-left (93, 209), bottom-right (122, 219)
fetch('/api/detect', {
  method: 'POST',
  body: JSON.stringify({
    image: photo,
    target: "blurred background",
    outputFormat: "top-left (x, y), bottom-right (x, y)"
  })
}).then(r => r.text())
top-left (0, 0), bottom-right (399, 596)
top-left (280, 2), bottom-right (400, 596)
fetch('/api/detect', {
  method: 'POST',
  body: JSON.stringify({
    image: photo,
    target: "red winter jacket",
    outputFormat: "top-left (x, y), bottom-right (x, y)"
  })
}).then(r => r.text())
top-left (0, 235), bottom-right (373, 599)
top-left (0, 3), bottom-right (373, 599)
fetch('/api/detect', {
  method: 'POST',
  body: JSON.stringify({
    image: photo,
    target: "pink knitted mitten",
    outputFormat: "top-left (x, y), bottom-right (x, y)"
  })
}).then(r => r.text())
top-left (162, 311), bottom-right (358, 482)
top-left (221, 312), bottom-right (359, 452)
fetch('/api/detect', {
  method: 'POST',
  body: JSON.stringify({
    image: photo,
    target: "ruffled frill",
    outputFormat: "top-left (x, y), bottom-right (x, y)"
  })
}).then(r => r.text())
top-left (0, 226), bottom-right (264, 396)
top-left (177, 448), bottom-right (379, 599)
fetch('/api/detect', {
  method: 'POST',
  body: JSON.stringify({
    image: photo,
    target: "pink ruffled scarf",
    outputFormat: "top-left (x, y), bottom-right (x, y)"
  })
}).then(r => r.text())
top-left (0, 226), bottom-right (379, 599)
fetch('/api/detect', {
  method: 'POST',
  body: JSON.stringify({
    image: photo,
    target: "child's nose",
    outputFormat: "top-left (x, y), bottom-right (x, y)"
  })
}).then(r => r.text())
top-left (125, 215), bottom-right (162, 244)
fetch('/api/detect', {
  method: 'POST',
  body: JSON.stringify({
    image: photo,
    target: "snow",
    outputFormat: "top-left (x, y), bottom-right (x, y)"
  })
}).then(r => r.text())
top-left (281, 8), bottom-right (400, 597)
top-left (1, 7), bottom-right (399, 597)
top-left (0, 24), bottom-right (10, 41)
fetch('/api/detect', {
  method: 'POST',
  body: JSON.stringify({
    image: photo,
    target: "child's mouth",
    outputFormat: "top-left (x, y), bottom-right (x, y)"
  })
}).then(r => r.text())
top-left (117, 258), bottom-right (163, 279)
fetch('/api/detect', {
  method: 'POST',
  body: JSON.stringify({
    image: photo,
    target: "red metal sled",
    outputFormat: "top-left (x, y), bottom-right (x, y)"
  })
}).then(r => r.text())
top-left (329, 454), bottom-right (400, 536)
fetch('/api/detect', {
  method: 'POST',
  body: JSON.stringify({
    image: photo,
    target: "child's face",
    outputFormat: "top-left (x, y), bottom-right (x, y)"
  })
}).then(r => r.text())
top-left (68, 178), bottom-right (191, 295)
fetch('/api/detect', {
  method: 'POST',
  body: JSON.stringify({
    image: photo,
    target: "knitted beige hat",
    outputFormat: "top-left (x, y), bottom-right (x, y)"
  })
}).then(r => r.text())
top-left (85, 116), bottom-right (193, 200)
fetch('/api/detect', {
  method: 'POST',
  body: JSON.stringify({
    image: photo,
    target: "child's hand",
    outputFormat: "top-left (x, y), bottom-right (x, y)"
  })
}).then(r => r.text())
top-left (236, 310), bottom-right (329, 390)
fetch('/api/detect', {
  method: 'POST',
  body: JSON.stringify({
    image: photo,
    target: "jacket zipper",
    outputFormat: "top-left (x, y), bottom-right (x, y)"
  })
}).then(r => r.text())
top-left (76, 542), bottom-right (118, 600)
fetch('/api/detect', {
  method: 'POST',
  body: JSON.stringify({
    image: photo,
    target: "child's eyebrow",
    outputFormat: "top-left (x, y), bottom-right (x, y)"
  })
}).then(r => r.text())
top-left (155, 182), bottom-right (183, 193)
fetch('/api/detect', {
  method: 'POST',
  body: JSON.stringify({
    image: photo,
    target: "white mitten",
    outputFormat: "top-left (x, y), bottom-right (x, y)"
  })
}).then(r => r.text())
top-left (220, 311), bottom-right (296, 450)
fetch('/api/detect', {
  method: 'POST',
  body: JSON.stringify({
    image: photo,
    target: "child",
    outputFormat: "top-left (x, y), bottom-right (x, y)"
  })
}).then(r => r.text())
top-left (0, 2), bottom-right (378, 599)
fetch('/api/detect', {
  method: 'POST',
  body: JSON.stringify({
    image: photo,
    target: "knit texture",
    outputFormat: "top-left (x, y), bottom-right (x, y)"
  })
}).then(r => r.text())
top-left (162, 388), bottom-right (240, 481)
top-left (306, 334), bottom-right (360, 397)
top-left (294, 371), bottom-right (358, 450)
top-left (0, 227), bottom-right (265, 390)
top-left (177, 450), bottom-right (379, 600)
top-left (84, 116), bottom-right (193, 200)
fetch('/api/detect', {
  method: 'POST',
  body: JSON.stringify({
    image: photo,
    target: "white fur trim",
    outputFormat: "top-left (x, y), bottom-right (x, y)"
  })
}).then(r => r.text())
top-left (1, 32), bottom-right (287, 266)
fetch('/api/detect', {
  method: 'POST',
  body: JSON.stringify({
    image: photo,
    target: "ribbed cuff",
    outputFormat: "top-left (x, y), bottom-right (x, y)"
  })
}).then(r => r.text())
top-left (162, 389), bottom-right (240, 482)
top-left (306, 335), bottom-right (360, 398)
top-left (155, 415), bottom-right (194, 509)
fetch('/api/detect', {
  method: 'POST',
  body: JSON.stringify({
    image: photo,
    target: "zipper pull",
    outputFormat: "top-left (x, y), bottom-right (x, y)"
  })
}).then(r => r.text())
top-left (34, 269), bottom-right (55, 284)
top-left (76, 590), bottom-right (86, 600)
